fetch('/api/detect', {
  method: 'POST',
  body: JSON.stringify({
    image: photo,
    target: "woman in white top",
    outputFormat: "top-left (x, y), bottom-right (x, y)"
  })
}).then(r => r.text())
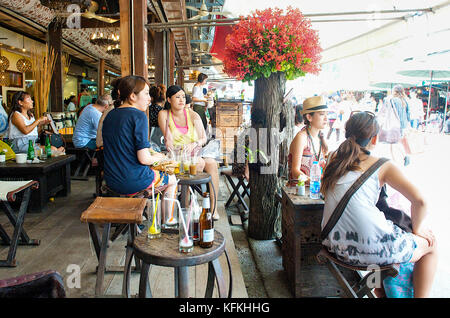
top-left (7, 91), bottom-right (50, 153)
top-left (321, 111), bottom-right (437, 297)
top-left (66, 95), bottom-right (77, 112)
top-left (192, 73), bottom-right (209, 130)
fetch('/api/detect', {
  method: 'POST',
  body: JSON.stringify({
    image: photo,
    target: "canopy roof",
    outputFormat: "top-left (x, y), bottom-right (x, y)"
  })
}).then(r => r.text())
top-left (222, 0), bottom-right (447, 50)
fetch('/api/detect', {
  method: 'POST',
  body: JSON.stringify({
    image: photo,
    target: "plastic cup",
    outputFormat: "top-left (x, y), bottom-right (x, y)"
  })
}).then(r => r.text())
top-left (179, 208), bottom-right (193, 253)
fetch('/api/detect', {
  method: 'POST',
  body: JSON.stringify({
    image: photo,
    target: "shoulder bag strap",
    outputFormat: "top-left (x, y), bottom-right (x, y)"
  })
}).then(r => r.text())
top-left (320, 157), bottom-right (389, 241)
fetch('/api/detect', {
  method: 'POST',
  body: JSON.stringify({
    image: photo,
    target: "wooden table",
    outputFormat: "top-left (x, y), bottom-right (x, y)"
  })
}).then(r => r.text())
top-left (132, 230), bottom-right (231, 298)
top-left (281, 186), bottom-right (327, 297)
top-left (0, 155), bottom-right (76, 212)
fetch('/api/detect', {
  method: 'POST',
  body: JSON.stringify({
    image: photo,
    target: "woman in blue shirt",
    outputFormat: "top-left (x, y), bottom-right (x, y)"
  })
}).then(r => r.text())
top-left (102, 75), bottom-right (176, 198)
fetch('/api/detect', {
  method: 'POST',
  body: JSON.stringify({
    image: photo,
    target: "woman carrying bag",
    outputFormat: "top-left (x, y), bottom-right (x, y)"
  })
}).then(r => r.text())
top-left (321, 111), bottom-right (437, 298)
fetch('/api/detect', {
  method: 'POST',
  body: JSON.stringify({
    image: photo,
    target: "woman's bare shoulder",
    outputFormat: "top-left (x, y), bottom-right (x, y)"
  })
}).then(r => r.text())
top-left (289, 129), bottom-right (307, 153)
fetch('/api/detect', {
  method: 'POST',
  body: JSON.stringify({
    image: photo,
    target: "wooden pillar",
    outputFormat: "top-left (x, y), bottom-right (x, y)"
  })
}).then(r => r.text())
top-left (98, 59), bottom-right (105, 96)
top-left (177, 66), bottom-right (185, 88)
top-left (119, 0), bottom-right (131, 76)
top-left (154, 31), bottom-right (164, 85)
top-left (168, 31), bottom-right (175, 86)
top-left (119, 0), bottom-right (148, 78)
top-left (133, 0), bottom-right (148, 79)
top-left (47, 20), bottom-right (63, 112)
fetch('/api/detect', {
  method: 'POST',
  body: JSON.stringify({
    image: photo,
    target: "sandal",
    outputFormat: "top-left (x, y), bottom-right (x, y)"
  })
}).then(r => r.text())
top-left (213, 213), bottom-right (220, 221)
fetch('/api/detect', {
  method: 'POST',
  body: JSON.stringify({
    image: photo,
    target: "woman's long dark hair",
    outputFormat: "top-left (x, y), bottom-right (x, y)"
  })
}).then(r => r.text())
top-left (321, 112), bottom-right (380, 196)
top-left (8, 91), bottom-right (33, 121)
top-left (164, 85), bottom-right (185, 110)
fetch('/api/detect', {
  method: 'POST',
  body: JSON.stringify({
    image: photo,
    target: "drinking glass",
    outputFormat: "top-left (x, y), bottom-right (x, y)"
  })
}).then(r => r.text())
top-left (162, 195), bottom-right (178, 230)
top-left (179, 208), bottom-right (193, 253)
top-left (147, 197), bottom-right (161, 239)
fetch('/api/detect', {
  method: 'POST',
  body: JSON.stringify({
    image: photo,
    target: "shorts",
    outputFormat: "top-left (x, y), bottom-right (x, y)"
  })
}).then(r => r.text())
top-left (150, 169), bottom-right (170, 188)
top-left (126, 170), bottom-right (170, 196)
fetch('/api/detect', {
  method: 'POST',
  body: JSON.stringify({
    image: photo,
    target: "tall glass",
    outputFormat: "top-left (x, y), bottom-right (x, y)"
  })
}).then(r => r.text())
top-left (147, 197), bottom-right (161, 239)
top-left (189, 155), bottom-right (198, 176)
top-left (162, 195), bottom-right (178, 230)
top-left (179, 208), bottom-right (193, 253)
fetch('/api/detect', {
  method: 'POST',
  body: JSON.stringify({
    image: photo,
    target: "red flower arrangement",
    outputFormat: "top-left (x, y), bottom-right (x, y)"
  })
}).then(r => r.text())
top-left (223, 7), bottom-right (322, 82)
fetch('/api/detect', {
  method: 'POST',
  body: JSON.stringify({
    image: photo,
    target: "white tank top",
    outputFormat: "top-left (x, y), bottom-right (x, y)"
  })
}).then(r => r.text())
top-left (8, 111), bottom-right (38, 139)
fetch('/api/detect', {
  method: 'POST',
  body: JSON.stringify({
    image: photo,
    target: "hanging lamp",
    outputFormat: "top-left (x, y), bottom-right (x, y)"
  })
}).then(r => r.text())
top-left (16, 36), bottom-right (32, 73)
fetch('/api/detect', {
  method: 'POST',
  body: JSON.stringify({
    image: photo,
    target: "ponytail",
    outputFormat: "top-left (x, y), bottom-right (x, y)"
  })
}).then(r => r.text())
top-left (321, 137), bottom-right (361, 196)
top-left (321, 112), bottom-right (379, 197)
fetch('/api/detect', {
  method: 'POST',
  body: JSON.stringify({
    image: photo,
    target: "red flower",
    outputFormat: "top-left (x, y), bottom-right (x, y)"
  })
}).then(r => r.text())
top-left (223, 7), bottom-right (322, 81)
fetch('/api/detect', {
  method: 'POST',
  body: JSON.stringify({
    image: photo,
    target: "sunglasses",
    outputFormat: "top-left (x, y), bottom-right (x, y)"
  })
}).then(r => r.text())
top-left (350, 110), bottom-right (375, 118)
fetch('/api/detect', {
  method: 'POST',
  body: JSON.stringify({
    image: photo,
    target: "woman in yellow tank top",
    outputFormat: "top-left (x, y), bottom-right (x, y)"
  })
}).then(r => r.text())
top-left (158, 85), bottom-right (220, 220)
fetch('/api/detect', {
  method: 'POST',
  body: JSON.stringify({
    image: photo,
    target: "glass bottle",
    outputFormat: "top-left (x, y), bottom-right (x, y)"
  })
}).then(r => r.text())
top-left (45, 135), bottom-right (52, 158)
top-left (199, 193), bottom-right (214, 248)
top-left (27, 140), bottom-right (35, 161)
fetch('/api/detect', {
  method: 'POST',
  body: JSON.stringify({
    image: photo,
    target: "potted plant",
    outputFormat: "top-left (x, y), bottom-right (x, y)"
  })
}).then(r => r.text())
top-left (296, 175), bottom-right (308, 196)
top-left (223, 7), bottom-right (322, 239)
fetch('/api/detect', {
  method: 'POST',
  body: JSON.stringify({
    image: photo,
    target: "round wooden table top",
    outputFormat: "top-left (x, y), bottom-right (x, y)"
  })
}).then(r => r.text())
top-left (133, 230), bottom-right (225, 267)
top-left (176, 172), bottom-right (211, 186)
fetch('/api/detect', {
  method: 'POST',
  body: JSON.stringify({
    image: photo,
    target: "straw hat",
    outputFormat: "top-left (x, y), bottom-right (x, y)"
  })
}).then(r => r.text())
top-left (300, 96), bottom-right (329, 115)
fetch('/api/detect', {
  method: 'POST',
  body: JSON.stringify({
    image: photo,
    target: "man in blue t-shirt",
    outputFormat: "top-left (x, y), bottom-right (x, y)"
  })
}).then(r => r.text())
top-left (73, 94), bottom-right (111, 150)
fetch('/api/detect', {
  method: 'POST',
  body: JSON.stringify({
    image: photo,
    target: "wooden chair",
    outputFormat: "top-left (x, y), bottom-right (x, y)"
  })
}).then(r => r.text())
top-left (316, 248), bottom-right (400, 298)
top-left (80, 197), bottom-right (148, 297)
top-left (221, 168), bottom-right (250, 214)
top-left (66, 147), bottom-right (97, 180)
top-left (0, 180), bottom-right (40, 267)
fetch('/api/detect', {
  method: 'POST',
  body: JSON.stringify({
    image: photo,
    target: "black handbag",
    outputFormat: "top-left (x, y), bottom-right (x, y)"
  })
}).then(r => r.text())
top-left (376, 185), bottom-right (413, 233)
top-left (39, 132), bottom-right (64, 148)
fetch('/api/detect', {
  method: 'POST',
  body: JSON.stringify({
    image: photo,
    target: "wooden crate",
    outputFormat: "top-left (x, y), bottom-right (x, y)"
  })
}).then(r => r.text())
top-left (215, 101), bottom-right (243, 155)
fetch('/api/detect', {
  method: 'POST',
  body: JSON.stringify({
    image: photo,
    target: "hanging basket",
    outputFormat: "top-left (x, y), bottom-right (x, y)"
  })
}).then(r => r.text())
top-left (16, 58), bottom-right (32, 73)
top-left (0, 56), bottom-right (9, 72)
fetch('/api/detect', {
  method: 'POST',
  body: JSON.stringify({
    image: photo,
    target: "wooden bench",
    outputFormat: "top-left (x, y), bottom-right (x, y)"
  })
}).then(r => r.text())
top-left (80, 197), bottom-right (147, 297)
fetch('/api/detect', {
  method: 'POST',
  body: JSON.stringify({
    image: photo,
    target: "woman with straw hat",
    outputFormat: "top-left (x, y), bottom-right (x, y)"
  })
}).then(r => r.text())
top-left (288, 96), bottom-right (329, 186)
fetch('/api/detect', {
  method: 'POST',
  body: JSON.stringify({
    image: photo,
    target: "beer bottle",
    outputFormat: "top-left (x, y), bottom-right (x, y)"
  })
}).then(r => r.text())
top-left (45, 135), bottom-right (52, 158)
top-left (199, 193), bottom-right (214, 248)
top-left (27, 140), bottom-right (35, 161)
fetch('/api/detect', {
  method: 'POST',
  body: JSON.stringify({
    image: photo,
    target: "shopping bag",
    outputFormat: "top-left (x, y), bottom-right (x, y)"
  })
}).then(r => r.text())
top-left (378, 99), bottom-right (401, 144)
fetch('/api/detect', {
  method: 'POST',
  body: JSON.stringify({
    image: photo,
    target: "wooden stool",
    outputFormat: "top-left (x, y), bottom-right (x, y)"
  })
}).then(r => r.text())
top-left (100, 184), bottom-right (168, 242)
top-left (316, 248), bottom-right (400, 298)
top-left (132, 230), bottom-right (232, 298)
top-left (177, 172), bottom-right (215, 213)
top-left (0, 180), bottom-right (40, 267)
top-left (80, 197), bottom-right (147, 297)
top-left (221, 169), bottom-right (250, 213)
